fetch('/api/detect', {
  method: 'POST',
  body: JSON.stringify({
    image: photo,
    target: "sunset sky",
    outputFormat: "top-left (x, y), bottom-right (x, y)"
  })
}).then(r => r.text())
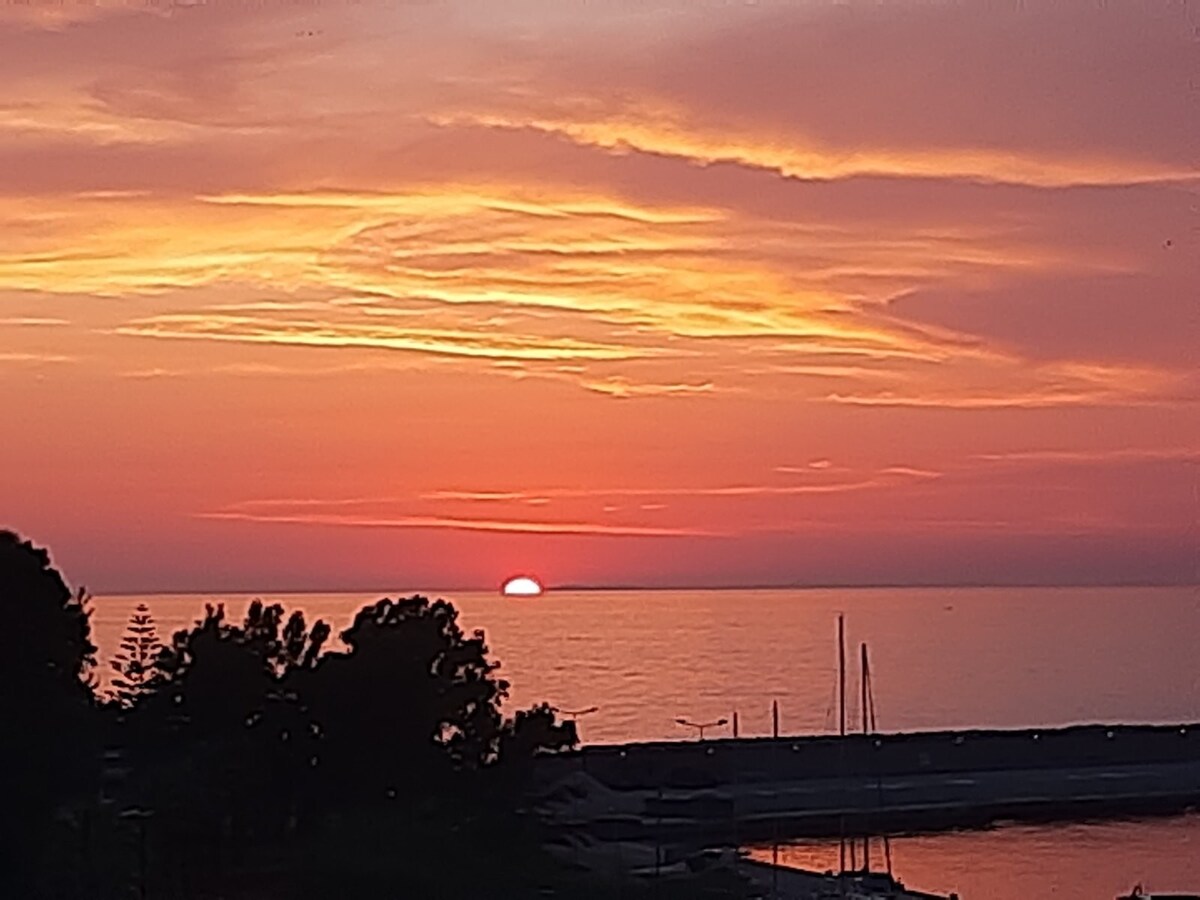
top-left (1, 1), bottom-right (1196, 592)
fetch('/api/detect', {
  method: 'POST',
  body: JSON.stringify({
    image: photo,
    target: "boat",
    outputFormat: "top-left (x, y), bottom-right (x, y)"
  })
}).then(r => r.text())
top-left (836, 616), bottom-right (896, 884)
top-left (745, 616), bottom-right (961, 900)
top-left (831, 617), bottom-right (955, 899)
top-left (816, 870), bottom-right (954, 899)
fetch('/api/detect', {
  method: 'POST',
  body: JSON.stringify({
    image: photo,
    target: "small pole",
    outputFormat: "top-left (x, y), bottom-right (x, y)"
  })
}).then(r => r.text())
top-left (772, 700), bottom-right (780, 739)
top-left (733, 710), bottom-right (740, 738)
top-left (838, 615), bottom-right (846, 739)
top-left (138, 818), bottom-right (148, 900)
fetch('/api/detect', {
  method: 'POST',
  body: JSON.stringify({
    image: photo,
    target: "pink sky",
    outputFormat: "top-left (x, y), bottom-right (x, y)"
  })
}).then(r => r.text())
top-left (1, 1), bottom-right (1196, 591)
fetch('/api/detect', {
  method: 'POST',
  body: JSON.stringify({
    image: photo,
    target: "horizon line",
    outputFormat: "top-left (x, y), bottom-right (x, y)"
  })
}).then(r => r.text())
top-left (93, 578), bottom-right (1199, 598)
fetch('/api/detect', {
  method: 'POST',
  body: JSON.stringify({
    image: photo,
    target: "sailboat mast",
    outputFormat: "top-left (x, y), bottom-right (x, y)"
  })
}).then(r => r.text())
top-left (862, 643), bottom-right (894, 877)
top-left (838, 614), bottom-right (847, 876)
top-left (861, 642), bottom-right (870, 873)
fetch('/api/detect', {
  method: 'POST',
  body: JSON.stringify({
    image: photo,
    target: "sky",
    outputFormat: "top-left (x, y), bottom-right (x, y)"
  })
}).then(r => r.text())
top-left (0, 0), bottom-right (1197, 593)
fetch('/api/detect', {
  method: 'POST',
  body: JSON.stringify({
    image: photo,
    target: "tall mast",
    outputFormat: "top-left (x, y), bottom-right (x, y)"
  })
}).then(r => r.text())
top-left (838, 614), bottom-right (847, 876)
top-left (863, 642), bottom-right (894, 877)
top-left (861, 642), bottom-right (870, 873)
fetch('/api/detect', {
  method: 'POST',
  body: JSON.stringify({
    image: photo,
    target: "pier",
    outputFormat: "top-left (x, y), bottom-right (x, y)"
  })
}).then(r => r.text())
top-left (534, 722), bottom-right (1200, 840)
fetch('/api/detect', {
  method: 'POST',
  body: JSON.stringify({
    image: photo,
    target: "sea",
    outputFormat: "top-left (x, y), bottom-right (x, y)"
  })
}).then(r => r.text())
top-left (93, 585), bottom-right (1200, 899)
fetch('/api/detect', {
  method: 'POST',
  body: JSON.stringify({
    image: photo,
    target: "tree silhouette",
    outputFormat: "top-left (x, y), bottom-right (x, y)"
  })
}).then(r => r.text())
top-left (0, 553), bottom-right (584, 900)
top-left (0, 527), bottom-right (748, 898)
top-left (304, 596), bottom-right (511, 796)
top-left (109, 602), bottom-right (162, 707)
top-left (120, 595), bottom-right (578, 897)
top-left (287, 596), bottom-right (577, 898)
top-left (0, 530), bottom-right (98, 895)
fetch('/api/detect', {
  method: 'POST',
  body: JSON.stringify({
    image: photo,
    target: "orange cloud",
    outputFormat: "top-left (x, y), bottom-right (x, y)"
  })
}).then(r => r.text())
top-left (200, 510), bottom-right (715, 538)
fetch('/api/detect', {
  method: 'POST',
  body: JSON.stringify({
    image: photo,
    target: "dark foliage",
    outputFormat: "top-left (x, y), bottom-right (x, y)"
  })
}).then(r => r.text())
top-left (120, 595), bottom-right (576, 898)
top-left (0, 530), bottom-right (99, 895)
top-left (109, 602), bottom-right (162, 707)
top-left (4, 531), bottom-right (745, 899)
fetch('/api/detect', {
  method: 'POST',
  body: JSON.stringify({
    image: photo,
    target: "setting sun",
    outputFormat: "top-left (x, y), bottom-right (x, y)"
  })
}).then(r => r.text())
top-left (501, 576), bottom-right (544, 597)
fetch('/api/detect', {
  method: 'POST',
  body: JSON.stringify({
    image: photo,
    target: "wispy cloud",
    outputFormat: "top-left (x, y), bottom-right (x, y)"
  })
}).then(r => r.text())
top-left (775, 459), bottom-right (842, 474)
top-left (581, 376), bottom-right (716, 399)
top-left (422, 471), bottom-right (934, 503)
top-left (113, 313), bottom-right (665, 363)
top-left (0, 316), bottom-right (69, 326)
top-left (200, 464), bottom-right (945, 542)
top-left (211, 468), bottom-right (936, 513)
top-left (0, 351), bottom-right (72, 363)
top-left (973, 448), bottom-right (1200, 465)
top-left (199, 509), bottom-right (714, 538)
top-left (433, 110), bottom-right (1191, 190)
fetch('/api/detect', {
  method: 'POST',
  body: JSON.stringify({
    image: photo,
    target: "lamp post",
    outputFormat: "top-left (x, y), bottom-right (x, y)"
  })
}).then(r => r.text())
top-left (118, 807), bottom-right (154, 900)
top-left (552, 705), bottom-right (600, 721)
top-left (675, 717), bottom-right (729, 741)
top-left (552, 706), bottom-right (599, 754)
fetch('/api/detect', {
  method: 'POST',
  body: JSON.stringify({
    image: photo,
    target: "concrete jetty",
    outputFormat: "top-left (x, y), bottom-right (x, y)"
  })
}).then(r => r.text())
top-left (534, 723), bottom-right (1200, 840)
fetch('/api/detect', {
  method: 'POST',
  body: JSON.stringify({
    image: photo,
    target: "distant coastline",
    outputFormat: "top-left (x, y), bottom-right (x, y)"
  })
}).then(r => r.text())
top-left (96, 578), bottom-right (1197, 597)
top-left (552, 579), bottom-right (1196, 592)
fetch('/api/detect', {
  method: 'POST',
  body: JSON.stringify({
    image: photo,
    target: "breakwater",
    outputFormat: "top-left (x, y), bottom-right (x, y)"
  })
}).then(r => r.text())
top-left (534, 723), bottom-right (1200, 839)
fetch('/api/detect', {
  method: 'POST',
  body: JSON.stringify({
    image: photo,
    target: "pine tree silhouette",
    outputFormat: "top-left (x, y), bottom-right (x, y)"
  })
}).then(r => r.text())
top-left (110, 602), bottom-right (162, 706)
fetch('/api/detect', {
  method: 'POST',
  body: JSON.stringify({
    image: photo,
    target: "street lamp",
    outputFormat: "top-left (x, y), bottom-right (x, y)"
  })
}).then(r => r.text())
top-left (675, 717), bottom-right (729, 740)
top-left (552, 705), bottom-right (600, 721)
top-left (118, 806), bottom-right (154, 900)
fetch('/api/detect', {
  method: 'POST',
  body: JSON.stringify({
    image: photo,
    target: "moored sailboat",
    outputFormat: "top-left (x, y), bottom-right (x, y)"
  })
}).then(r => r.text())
top-left (828, 616), bottom-right (952, 899)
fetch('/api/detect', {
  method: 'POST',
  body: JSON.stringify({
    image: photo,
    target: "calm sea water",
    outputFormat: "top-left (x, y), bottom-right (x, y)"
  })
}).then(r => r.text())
top-left (745, 816), bottom-right (1200, 899)
top-left (93, 586), bottom-right (1200, 898)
